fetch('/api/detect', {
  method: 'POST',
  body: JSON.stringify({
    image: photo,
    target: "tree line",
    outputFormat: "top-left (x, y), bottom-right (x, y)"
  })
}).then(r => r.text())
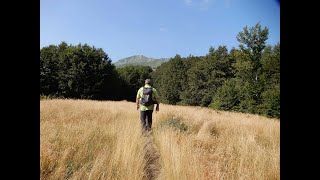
top-left (40, 23), bottom-right (279, 118)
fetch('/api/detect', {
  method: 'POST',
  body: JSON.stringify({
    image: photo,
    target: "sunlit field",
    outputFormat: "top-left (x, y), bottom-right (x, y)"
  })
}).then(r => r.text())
top-left (40, 99), bottom-right (279, 180)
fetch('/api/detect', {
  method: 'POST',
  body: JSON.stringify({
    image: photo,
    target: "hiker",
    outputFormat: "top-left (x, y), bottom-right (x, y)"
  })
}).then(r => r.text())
top-left (136, 79), bottom-right (160, 132)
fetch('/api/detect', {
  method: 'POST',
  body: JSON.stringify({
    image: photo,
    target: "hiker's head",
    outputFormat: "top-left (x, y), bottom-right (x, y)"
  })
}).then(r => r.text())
top-left (145, 79), bottom-right (152, 85)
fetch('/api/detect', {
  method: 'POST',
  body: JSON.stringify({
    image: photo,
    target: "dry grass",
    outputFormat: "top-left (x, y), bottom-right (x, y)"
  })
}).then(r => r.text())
top-left (40, 99), bottom-right (279, 180)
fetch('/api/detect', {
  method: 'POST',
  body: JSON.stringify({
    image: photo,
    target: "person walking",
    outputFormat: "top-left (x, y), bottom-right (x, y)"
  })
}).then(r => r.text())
top-left (136, 79), bottom-right (160, 132)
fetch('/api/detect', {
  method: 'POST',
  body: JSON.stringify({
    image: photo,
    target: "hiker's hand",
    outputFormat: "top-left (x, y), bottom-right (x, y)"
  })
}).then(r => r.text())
top-left (156, 106), bottom-right (159, 112)
top-left (136, 105), bottom-right (139, 110)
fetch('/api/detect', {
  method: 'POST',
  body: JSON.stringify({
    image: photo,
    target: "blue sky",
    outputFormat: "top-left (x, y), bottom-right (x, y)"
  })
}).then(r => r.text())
top-left (40, 0), bottom-right (280, 62)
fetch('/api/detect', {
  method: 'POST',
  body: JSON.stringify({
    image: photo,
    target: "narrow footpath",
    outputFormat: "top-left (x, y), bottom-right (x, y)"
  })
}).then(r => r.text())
top-left (143, 132), bottom-right (161, 180)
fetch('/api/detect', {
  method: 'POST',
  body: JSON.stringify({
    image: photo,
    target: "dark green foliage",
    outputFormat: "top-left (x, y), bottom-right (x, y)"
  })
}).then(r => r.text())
top-left (258, 85), bottom-right (280, 118)
top-left (116, 65), bottom-right (153, 101)
top-left (260, 43), bottom-right (280, 87)
top-left (157, 46), bottom-right (234, 107)
top-left (210, 79), bottom-right (240, 111)
top-left (177, 55), bottom-right (203, 105)
top-left (159, 118), bottom-right (189, 132)
top-left (40, 44), bottom-right (61, 96)
top-left (153, 23), bottom-right (279, 118)
top-left (181, 57), bottom-right (211, 106)
top-left (152, 55), bottom-right (188, 104)
top-left (237, 22), bottom-right (269, 64)
top-left (258, 43), bottom-right (280, 118)
top-left (211, 23), bottom-right (278, 117)
top-left (40, 42), bottom-right (122, 100)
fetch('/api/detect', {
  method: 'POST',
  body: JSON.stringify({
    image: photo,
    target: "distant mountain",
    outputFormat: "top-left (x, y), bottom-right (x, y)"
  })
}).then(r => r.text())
top-left (113, 55), bottom-right (170, 69)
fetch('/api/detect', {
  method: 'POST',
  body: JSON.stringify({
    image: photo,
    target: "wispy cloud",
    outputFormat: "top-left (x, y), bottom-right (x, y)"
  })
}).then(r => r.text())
top-left (200, 0), bottom-right (210, 11)
top-left (184, 0), bottom-right (212, 11)
top-left (224, 0), bottom-right (231, 8)
top-left (160, 27), bottom-right (168, 32)
top-left (159, 24), bottom-right (168, 32)
top-left (185, 0), bottom-right (193, 6)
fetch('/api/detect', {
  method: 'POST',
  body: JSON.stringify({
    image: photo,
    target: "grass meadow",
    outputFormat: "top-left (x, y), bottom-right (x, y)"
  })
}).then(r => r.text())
top-left (40, 99), bottom-right (279, 180)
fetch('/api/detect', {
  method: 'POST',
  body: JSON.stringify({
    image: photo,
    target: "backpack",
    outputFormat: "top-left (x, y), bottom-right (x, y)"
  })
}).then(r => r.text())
top-left (140, 86), bottom-right (154, 106)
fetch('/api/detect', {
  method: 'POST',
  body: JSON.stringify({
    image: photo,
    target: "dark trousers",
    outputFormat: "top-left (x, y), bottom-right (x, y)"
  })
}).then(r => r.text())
top-left (140, 110), bottom-right (153, 132)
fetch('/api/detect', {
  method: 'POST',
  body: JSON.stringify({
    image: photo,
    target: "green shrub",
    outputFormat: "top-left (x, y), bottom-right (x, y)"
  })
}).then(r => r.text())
top-left (210, 79), bottom-right (239, 111)
top-left (159, 118), bottom-right (189, 132)
top-left (258, 85), bottom-right (280, 119)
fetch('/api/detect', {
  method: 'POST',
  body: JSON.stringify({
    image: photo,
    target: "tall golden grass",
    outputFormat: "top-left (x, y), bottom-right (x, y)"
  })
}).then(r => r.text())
top-left (40, 99), bottom-right (279, 180)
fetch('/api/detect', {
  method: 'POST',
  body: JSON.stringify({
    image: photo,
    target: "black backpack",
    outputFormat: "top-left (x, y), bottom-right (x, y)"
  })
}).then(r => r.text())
top-left (140, 86), bottom-right (154, 106)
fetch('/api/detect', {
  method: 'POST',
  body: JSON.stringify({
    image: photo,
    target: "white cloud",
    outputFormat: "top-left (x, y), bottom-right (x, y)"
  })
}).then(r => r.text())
top-left (199, 7), bottom-right (208, 11)
top-left (185, 0), bottom-right (192, 6)
top-left (159, 24), bottom-right (168, 32)
top-left (184, 0), bottom-right (213, 11)
top-left (199, 0), bottom-right (210, 11)
top-left (159, 25), bottom-right (168, 32)
top-left (224, 0), bottom-right (231, 8)
top-left (160, 28), bottom-right (167, 32)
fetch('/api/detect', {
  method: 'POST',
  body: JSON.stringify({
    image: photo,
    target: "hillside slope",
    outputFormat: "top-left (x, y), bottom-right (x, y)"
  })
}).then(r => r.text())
top-left (113, 55), bottom-right (170, 69)
top-left (40, 99), bottom-right (279, 179)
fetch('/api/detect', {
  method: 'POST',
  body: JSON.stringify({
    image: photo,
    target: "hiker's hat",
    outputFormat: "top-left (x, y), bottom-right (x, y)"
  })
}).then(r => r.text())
top-left (145, 79), bottom-right (152, 85)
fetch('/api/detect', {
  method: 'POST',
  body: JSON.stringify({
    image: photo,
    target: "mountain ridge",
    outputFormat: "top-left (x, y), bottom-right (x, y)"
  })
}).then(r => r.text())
top-left (113, 55), bottom-right (170, 69)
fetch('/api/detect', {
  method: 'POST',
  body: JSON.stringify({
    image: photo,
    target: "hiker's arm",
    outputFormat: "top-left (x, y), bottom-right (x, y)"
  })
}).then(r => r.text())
top-left (136, 88), bottom-right (141, 110)
top-left (136, 98), bottom-right (140, 110)
top-left (154, 88), bottom-right (160, 111)
top-left (155, 97), bottom-right (160, 111)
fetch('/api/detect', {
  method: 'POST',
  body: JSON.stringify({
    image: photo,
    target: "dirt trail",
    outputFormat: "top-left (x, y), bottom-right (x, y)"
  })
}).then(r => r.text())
top-left (143, 132), bottom-right (161, 180)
